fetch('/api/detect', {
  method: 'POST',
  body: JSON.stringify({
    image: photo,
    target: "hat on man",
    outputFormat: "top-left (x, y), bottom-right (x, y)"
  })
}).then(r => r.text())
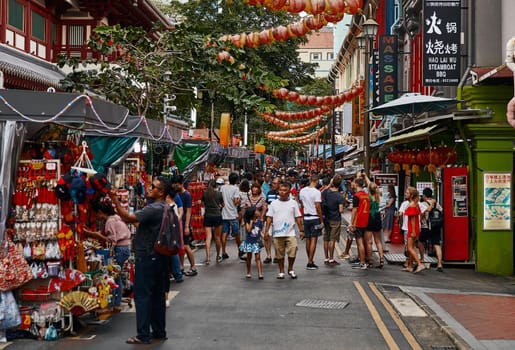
top-left (216, 178), bottom-right (225, 185)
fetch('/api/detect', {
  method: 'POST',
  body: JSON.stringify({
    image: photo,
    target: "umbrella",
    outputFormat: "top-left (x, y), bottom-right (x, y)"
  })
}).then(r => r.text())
top-left (367, 93), bottom-right (461, 116)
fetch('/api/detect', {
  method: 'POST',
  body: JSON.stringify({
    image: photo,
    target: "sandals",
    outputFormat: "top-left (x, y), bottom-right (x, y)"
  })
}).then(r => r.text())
top-left (184, 269), bottom-right (198, 277)
top-left (276, 272), bottom-right (285, 279)
top-left (126, 336), bottom-right (150, 345)
top-left (376, 258), bottom-right (385, 269)
top-left (263, 257), bottom-right (272, 264)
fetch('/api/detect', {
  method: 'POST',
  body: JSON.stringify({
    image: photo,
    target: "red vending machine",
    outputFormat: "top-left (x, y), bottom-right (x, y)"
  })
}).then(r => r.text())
top-left (442, 167), bottom-right (469, 261)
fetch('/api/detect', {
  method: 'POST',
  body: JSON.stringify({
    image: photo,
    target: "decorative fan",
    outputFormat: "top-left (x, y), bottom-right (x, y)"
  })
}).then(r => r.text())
top-left (58, 291), bottom-right (99, 316)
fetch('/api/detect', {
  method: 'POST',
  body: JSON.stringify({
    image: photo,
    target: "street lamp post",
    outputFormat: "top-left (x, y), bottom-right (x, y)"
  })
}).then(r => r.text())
top-left (356, 18), bottom-right (379, 176)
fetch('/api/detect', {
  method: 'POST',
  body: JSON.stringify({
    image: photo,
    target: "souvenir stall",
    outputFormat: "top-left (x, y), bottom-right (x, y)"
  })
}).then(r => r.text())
top-left (0, 90), bottom-right (181, 342)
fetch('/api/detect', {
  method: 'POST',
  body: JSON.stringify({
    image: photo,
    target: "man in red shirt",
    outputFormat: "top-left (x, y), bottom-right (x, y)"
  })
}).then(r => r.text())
top-left (349, 176), bottom-right (370, 269)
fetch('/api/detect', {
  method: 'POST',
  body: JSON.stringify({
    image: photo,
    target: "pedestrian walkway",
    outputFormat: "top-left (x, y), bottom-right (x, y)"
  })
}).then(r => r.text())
top-left (400, 286), bottom-right (515, 350)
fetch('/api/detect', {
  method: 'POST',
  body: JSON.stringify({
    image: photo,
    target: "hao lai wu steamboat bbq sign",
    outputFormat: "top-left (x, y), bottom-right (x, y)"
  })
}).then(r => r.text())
top-left (423, 0), bottom-right (461, 86)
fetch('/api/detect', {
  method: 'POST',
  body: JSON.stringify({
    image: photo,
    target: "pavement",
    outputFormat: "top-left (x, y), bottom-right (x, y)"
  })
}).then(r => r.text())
top-left (1, 238), bottom-right (514, 350)
top-left (381, 242), bottom-right (515, 350)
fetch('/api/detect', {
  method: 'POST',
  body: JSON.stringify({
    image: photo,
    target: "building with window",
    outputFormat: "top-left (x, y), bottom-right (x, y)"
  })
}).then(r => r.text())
top-left (298, 26), bottom-right (334, 78)
top-left (0, 0), bottom-right (170, 90)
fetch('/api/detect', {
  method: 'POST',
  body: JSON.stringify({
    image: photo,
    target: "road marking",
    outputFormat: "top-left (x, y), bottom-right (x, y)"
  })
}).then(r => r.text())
top-left (354, 281), bottom-right (400, 350)
top-left (368, 282), bottom-right (423, 350)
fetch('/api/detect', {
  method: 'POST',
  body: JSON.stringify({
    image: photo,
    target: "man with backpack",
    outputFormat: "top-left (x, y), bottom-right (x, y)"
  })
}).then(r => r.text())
top-left (420, 188), bottom-right (444, 272)
top-left (110, 176), bottom-right (171, 345)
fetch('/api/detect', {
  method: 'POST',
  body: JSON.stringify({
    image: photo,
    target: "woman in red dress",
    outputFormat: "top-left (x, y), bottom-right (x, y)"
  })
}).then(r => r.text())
top-left (404, 187), bottom-right (425, 273)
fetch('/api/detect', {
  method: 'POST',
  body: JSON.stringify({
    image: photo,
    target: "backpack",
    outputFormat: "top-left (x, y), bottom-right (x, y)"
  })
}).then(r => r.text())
top-left (428, 204), bottom-right (443, 230)
top-left (154, 204), bottom-right (183, 256)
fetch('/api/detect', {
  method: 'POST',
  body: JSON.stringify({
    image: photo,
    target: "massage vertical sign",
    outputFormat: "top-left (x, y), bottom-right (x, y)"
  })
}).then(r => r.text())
top-left (423, 0), bottom-right (461, 86)
top-left (377, 35), bottom-right (398, 105)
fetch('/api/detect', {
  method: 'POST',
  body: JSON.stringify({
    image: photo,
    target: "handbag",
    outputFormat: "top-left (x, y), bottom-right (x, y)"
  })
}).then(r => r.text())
top-left (0, 236), bottom-right (33, 291)
top-left (0, 291), bottom-right (22, 329)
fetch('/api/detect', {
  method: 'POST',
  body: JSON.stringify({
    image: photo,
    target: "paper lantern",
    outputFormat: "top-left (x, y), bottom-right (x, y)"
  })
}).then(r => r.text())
top-left (219, 113), bottom-right (231, 147)
top-left (254, 144), bottom-right (266, 153)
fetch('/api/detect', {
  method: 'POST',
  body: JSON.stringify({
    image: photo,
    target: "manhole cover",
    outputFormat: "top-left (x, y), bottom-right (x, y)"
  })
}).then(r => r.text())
top-left (431, 347), bottom-right (457, 350)
top-left (296, 299), bottom-right (349, 310)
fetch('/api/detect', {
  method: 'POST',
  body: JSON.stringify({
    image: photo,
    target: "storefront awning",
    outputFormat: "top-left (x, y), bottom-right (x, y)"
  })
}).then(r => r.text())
top-left (383, 125), bottom-right (439, 146)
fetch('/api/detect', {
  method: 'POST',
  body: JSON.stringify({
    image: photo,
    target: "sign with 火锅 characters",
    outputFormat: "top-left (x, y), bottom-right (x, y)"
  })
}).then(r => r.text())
top-left (423, 1), bottom-right (461, 86)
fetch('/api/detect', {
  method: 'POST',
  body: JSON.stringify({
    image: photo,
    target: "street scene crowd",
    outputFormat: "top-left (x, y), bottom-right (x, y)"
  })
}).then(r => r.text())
top-left (106, 164), bottom-right (445, 344)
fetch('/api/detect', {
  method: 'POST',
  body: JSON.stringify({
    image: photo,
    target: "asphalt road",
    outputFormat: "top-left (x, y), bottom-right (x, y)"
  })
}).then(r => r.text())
top-left (3, 238), bottom-right (515, 350)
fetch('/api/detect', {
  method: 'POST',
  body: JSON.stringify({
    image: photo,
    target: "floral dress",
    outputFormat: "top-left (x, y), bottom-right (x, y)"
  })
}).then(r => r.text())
top-left (239, 219), bottom-right (263, 254)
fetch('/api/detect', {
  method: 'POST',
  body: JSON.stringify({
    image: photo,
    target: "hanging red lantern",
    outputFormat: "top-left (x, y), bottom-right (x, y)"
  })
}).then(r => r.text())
top-left (402, 150), bottom-right (416, 165)
top-left (298, 95), bottom-right (308, 104)
top-left (276, 88), bottom-right (289, 99)
top-left (309, 0), bottom-right (326, 14)
top-left (272, 25), bottom-right (290, 41)
top-left (307, 95), bottom-right (317, 105)
top-left (445, 148), bottom-right (458, 164)
top-left (326, 0), bottom-right (346, 14)
top-left (415, 148), bottom-right (430, 165)
top-left (288, 0), bottom-right (306, 13)
top-left (287, 91), bottom-right (300, 102)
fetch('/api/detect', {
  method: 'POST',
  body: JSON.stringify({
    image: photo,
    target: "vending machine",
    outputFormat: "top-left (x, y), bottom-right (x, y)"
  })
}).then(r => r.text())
top-left (442, 167), bottom-right (469, 261)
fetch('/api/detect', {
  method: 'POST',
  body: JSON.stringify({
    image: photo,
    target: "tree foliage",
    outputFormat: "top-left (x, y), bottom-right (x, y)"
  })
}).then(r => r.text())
top-left (57, 0), bottom-right (318, 148)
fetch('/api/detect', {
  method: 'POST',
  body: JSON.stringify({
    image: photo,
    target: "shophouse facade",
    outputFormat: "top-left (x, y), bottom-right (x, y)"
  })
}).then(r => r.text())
top-left (330, 0), bottom-right (515, 276)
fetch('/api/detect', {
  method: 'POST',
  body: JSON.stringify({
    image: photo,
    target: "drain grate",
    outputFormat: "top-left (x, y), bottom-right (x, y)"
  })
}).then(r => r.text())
top-left (431, 347), bottom-right (457, 350)
top-left (379, 284), bottom-right (401, 292)
top-left (296, 299), bottom-right (349, 310)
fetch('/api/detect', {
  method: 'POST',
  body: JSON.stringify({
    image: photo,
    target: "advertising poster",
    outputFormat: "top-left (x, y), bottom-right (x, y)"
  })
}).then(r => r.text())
top-left (373, 173), bottom-right (399, 208)
top-left (483, 173), bottom-right (512, 230)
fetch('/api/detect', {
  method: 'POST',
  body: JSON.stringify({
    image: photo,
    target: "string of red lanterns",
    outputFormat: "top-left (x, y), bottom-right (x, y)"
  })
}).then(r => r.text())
top-left (258, 112), bottom-right (324, 128)
top-left (267, 125), bottom-right (328, 144)
top-left (271, 85), bottom-right (362, 107)
top-left (387, 145), bottom-right (458, 174)
top-left (243, 0), bottom-right (362, 17)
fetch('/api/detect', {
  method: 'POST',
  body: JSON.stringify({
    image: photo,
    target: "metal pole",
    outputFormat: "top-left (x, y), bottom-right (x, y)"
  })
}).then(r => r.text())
top-left (363, 38), bottom-right (371, 176)
top-left (331, 109), bottom-right (336, 173)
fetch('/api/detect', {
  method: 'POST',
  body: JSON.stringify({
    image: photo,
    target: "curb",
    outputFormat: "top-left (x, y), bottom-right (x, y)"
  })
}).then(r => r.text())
top-left (403, 290), bottom-right (473, 350)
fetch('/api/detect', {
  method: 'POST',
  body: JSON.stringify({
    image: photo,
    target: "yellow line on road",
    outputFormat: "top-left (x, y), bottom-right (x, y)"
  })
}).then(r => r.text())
top-left (368, 282), bottom-right (423, 350)
top-left (353, 281), bottom-right (400, 350)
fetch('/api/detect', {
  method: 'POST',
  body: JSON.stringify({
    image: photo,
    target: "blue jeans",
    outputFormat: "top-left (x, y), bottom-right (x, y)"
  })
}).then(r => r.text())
top-left (170, 254), bottom-right (183, 281)
top-left (222, 219), bottom-right (240, 237)
top-left (134, 254), bottom-right (167, 342)
top-left (112, 246), bottom-right (130, 307)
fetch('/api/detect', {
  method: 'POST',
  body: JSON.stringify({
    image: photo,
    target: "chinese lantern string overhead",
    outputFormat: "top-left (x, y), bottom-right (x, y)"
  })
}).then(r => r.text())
top-left (257, 112), bottom-right (324, 128)
top-left (272, 107), bottom-right (329, 120)
top-left (243, 0), bottom-right (362, 17)
top-left (271, 84), bottom-right (362, 108)
top-left (217, 0), bottom-right (362, 51)
top-left (266, 125), bottom-right (328, 144)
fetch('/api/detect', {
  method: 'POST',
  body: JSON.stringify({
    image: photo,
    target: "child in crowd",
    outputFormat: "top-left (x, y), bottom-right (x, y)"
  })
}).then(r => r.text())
top-left (239, 207), bottom-right (264, 279)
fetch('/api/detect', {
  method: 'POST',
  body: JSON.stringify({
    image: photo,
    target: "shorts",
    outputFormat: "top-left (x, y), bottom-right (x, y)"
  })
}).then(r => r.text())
top-left (354, 227), bottom-right (366, 239)
top-left (204, 215), bottom-right (222, 227)
top-left (222, 219), bottom-right (240, 237)
top-left (273, 236), bottom-right (298, 259)
top-left (323, 221), bottom-right (341, 242)
top-left (419, 227), bottom-right (441, 245)
top-left (303, 218), bottom-right (323, 238)
top-left (183, 229), bottom-right (193, 245)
